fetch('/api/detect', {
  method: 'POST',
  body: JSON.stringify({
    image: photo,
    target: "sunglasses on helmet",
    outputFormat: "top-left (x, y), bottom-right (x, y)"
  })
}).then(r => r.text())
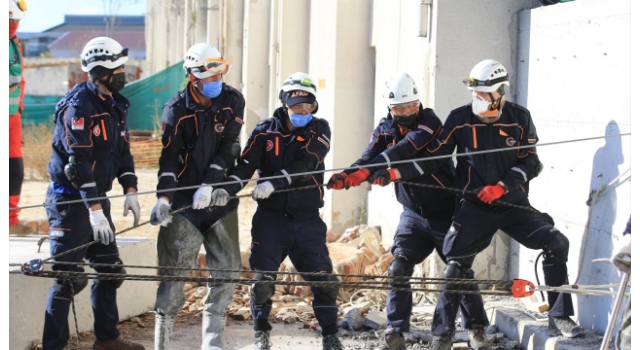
top-left (189, 58), bottom-right (231, 76)
top-left (282, 78), bottom-right (316, 90)
top-left (82, 48), bottom-right (129, 67)
top-left (462, 75), bottom-right (509, 88)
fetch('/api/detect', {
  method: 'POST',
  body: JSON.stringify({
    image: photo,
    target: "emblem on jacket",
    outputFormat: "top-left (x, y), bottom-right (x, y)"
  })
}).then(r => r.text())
top-left (215, 123), bottom-right (225, 133)
top-left (71, 118), bottom-right (84, 130)
top-left (265, 140), bottom-right (274, 152)
top-left (506, 137), bottom-right (516, 147)
top-left (93, 125), bottom-right (101, 137)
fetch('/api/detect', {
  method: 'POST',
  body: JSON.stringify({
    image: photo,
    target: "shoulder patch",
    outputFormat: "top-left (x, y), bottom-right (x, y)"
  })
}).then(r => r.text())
top-left (417, 124), bottom-right (434, 134)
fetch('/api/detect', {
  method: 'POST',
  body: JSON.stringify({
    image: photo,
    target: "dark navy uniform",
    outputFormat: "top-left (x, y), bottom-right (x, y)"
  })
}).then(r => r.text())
top-left (153, 82), bottom-right (246, 337)
top-left (223, 108), bottom-right (339, 336)
top-left (426, 101), bottom-right (573, 337)
top-left (44, 80), bottom-right (137, 350)
top-left (350, 107), bottom-right (488, 333)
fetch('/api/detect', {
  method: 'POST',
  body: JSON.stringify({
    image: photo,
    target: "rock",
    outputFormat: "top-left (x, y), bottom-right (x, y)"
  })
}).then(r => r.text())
top-left (128, 316), bottom-right (141, 323)
top-left (194, 286), bottom-right (208, 298)
top-left (363, 310), bottom-right (387, 330)
top-left (506, 340), bottom-right (520, 349)
top-left (345, 307), bottom-right (364, 331)
top-left (232, 307), bottom-right (251, 321)
top-left (451, 342), bottom-right (469, 350)
top-left (283, 315), bottom-right (297, 324)
top-left (410, 330), bottom-right (433, 343)
top-left (183, 283), bottom-right (194, 292)
top-left (485, 324), bottom-right (498, 334)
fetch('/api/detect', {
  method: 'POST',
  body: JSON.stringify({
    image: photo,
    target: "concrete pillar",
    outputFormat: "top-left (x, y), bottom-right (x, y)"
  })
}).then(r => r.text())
top-left (184, 0), bottom-right (193, 49)
top-left (241, 0), bottom-right (271, 143)
top-left (195, 0), bottom-right (209, 43)
top-left (267, 0), bottom-right (311, 113)
top-left (219, 0), bottom-right (244, 90)
top-left (206, 0), bottom-right (220, 48)
top-left (308, 0), bottom-right (374, 235)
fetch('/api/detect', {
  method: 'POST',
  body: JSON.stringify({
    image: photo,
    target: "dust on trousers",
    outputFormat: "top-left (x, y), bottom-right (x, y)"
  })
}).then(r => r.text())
top-left (432, 199), bottom-right (573, 337)
top-left (249, 207), bottom-right (340, 337)
top-left (42, 186), bottom-right (124, 350)
top-left (154, 190), bottom-right (240, 350)
top-left (386, 209), bottom-right (488, 333)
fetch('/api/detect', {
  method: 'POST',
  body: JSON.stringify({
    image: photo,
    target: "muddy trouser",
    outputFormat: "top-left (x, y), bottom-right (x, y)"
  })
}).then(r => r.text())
top-left (154, 190), bottom-right (240, 350)
top-left (249, 206), bottom-right (339, 336)
top-left (43, 186), bottom-right (122, 350)
top-left (616, 299), bottom-right (631, 350)
top-left (386, 209), bottom-right (488, 333)
top-left (432, 199), bottom-right (574, 336)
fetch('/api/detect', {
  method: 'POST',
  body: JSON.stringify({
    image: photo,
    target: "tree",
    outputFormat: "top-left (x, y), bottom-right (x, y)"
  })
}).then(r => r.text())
top-left (101, 0), bottom-right (141, 36)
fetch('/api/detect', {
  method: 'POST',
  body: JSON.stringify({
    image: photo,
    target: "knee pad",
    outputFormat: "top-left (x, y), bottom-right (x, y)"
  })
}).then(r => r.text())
top-left (388, 256), bottom-right (414, 286)
top-left (52, 276), bottom-right (89, 296)
top-left (94, 259), bottom-right (126, 289)
top-left (542, 230), bottom-right (569, 264)
top-left (443, 261), bottom-right (475, 290)
top-left (251, 273), bottom-right (276, 305)
top-left (315, 275), bottom-right (340, 302)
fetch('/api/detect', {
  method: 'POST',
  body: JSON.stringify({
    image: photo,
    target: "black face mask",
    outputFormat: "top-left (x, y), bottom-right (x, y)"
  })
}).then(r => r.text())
top-left (102, 72), bottom-right (126, 93)
top-left (393, 113), bottom-right (418, 127)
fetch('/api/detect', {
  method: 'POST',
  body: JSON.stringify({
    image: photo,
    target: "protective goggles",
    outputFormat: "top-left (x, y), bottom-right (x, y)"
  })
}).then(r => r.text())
top-left (282, 78), bottom-right (316, 91)
top-left (16, 0), bottom-right (27, 11)
top-left (190, 58), bottom-right (231, 76)
top-left (390, 101), bottom-right (419, 116)
top-left (82, 48), bottom-right (129, 66)
top-left (286, 103), bottom-right (315, 114)
top-left (463, 75), bottom-right (509, 88)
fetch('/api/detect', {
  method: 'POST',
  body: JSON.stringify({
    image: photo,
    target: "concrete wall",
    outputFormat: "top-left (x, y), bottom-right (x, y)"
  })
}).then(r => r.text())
top-left (514, 0), bottom-right (631, 334)
top-left (9, 237), bottom-right (157, 350)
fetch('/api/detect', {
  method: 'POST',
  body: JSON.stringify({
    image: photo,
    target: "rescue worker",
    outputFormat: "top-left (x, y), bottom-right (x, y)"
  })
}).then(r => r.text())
top-left (9, 0), bottom-right (36, 235)
top-left (612, 217), bottom-right (630, 350)
top-left (328, 72), bottom-right (489, 350)
top-left (425, 59), bottom-right (584, 349)
top-left (210, 72), bottom-right (344, 350)
top-left (150, 43), bottom-right (245, 350)
top-left (44, 36), bottom-right (143, 350)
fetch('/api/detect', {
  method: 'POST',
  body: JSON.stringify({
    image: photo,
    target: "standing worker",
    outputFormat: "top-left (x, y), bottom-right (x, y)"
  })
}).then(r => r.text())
top-left (43, 36), bottom-right (143, 350)
top-left (211, 72), bottom-right (344, 350)
top-left (329, 72), bottom-right (489, 350)
top-left (150, 43), bottom-right (246, 350)
top-left (9, 0), bottom-right (36, 235)
top-left (426, 59), bottom-right (584, 349)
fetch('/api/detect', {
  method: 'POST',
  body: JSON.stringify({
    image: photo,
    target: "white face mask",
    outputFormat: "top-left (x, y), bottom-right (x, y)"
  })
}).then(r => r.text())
top-left (472, 95), bottom-right (492, 116)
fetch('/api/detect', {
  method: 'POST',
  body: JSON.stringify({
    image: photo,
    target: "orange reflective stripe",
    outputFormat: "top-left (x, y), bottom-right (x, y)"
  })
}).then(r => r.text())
top-left (100, 119), bottom-right (108, 141)
top-left (472, 126), bottom-right (477, 149)
top-left (275, 137), bottom-right (279, 156)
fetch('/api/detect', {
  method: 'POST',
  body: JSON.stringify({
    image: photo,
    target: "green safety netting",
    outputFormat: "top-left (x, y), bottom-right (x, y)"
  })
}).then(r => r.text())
top-left (21, 61), bottom-right (188, 131)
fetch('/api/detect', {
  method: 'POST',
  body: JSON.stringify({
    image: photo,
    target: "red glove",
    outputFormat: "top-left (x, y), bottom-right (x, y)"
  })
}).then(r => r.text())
top-left (327, 172), bottom-right (349, 190)
top-left (477, 184), bottom-right (506, 204)
top-left (370, 168), bottom-right (401, 187)
top-left (344, 168), bottom-right (370, 188)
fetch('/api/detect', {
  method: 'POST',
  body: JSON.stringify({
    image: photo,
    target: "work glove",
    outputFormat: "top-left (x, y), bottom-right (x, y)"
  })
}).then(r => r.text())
top-left (327, 172), bottom-right (349, 190)
top-left (211, 188), bottom-right (231, 206)
top-left (369, 168), bottom-right (401, 187)
top-left (611, 234), bottom-right (631, 274)
top-left (344, 168), bottom-right (370, 188)
top-left (123, 192), bottom-right (140, 226)
top-left (150, 197), bottom-right (171, 226)
top-left (192, 184), bottom-right (213, 209)
top-left (252, 181), bottom-right (275, 200)
top-left (477, 184), bottom-right (506, 204)
top-left (89, 209), bottom-right (114, 245)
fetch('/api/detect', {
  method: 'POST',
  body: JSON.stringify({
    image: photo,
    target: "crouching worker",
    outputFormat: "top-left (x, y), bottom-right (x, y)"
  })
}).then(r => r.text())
top-left (211, 72), bottom-right (344, 350)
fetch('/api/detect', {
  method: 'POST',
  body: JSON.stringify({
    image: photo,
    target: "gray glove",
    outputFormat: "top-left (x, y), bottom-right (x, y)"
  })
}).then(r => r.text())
top-left (252, 181), bottom-right (275, 200)
top-left (123, 193), bottom-right (140, 226)
top-left (210, 188), bottom-right (230, 206)
top-left (150, 197), bottom-right (171, 226)
top-left (89, 209), bottom-right (114, 245)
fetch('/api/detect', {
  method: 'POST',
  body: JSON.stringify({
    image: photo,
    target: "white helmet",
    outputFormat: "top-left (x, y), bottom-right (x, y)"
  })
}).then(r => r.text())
top-left (279, 72), bottom-right (317, 103)
top-left (80, 37), bottom-right (128, 72)
top-left (9, 0), bottom-right (27, 20)
top-left (384, 72), bottom-right (419, 105)
top-left (463, 59), bottom-right (510, 92)
top-left (183, 43), bottom-right (230, 79)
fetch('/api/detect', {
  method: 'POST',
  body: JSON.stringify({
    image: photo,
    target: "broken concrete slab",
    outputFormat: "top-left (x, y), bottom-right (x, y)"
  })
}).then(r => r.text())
top-left (495, 308), bottom-right (613, 350)
top-left (363, 310), bottom-right (387, 330)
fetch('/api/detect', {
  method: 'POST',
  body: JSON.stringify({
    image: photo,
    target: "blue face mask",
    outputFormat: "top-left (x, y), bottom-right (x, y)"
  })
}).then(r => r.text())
top-left (199, 80), bottom-right (222, 98)
top-left (289, 113), bottom-right (312, 128)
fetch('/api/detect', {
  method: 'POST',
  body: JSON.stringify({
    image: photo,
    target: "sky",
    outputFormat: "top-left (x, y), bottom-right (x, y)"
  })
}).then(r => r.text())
top-left (18, 0), bottom-right (147, 33)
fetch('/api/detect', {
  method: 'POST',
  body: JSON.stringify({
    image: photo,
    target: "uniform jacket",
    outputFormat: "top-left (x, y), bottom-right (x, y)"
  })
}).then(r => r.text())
top-left (157, 82), bottom-right (245, 202)
top-left (427, 101), bottom-right (543, 206)
top-left (9, 35), bottom-right (25, 116)
top-left (48, 80), bottom-right (137, 208)
top-left (351, 106), bottom-right (455, 222)
top-left (226, 108), bottom-right (331, 215)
